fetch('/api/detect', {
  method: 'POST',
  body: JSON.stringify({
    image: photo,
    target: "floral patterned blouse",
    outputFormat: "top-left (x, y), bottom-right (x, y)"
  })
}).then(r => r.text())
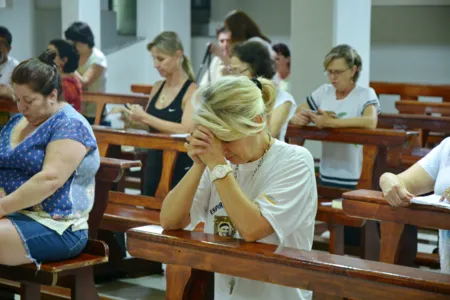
top-left (0, 104), bottom-right (100, 234)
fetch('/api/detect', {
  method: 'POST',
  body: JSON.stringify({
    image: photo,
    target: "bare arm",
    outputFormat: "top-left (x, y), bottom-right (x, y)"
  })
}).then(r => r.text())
top-left (326, 105), bottom-right (378, 129)
top-left (75, 64), bottom-right (105, 88)
top-left (0, 84), bottom-right (13, 99)
top-left (270, 102), bottom-right (292, 138)
top-left (0, 139), bottom-right (87, 216)
top-left (212, 171), bottom-right (274, 242)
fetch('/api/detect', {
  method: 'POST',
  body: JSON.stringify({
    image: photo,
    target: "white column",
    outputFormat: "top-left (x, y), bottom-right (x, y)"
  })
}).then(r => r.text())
top-left (333, 0), bottom-right (372, 87)
top-left (136, 0), bottom-right (191, 83)
top-left (61, 0), bottom-right (101, 49)
top-left (290, 0), bottom-right (372, 158)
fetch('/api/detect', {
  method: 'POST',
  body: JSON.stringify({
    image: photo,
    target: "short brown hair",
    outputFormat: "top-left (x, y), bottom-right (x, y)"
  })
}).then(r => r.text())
top-left (323, 44), bottom-right (362, 82)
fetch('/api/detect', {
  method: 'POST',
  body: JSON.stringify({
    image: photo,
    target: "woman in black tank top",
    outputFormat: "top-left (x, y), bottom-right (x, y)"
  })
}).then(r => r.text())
top-left (143, 80), bottom-right (194, 196)
top-left (122, 32), bottom-right (197, 196)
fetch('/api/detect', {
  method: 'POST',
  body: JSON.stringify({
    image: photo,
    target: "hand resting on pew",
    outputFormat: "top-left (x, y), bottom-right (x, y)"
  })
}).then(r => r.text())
top-left (160, 76), bottom-right (317, 299)
top-left (379, 136), bottom-right (450, 274)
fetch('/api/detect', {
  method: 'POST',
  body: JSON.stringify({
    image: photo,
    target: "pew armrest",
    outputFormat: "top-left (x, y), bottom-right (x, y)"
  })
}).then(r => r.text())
top-left (97, 157), bottom-right (142, 183)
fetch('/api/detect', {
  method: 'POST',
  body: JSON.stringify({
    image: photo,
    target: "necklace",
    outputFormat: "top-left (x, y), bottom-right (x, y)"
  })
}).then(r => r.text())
top-left (158, 93), bottom-right (166, 105)
top-left (233, 132), bottom-right (272, 180)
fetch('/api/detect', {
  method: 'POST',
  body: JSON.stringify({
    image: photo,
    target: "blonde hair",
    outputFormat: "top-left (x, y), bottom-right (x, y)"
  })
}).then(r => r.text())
top-left (323, 44), bottom-right (362, 82)
top-left (147, 31), bottom-right (195, 81)
top-left (193, 76), bottom-right (276, 141)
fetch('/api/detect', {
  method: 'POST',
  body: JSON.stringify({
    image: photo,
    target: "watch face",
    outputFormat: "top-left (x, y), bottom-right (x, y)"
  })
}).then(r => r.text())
top-left (216, 165), bottom-right (227, 178)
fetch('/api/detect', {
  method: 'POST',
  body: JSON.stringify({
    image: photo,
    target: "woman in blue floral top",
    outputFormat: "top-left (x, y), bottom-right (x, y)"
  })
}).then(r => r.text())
top-left (0, 50), bottom-right (100, 266)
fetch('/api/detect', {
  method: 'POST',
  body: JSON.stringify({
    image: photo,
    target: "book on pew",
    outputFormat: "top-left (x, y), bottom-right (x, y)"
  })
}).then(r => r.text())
top-left (170, 133), bottom-right (190, 138)
top-left (411, 194), bottom-right (450, 210)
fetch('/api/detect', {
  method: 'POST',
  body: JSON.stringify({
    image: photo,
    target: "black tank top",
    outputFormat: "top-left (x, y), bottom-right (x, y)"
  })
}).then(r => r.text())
top-left (146, 80), bottom-right (192, 129)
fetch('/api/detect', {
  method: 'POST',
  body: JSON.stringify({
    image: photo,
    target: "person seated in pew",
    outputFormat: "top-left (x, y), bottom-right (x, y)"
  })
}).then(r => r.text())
top-left (230, 40), bottom-right (297, 141)
top-left (64, 21), bottom-right (108, 124)
top-left (380, 138), bottom-right (450, 274)
top-left (0, 26), bottom-right (19, 127)
top-left (199, 25), bottom-right (230, 87)
top-left (48, 39), bottom-right (82, 112)
top-left (161, 76), bottom-right (317, 300)
top-left (290, 44), bottom-right (380, 247)
top-left (114, 31), bottom-right (196, 196)
top-left (0, 50), bottom-right (100, 266)
top-left (272, 43), bottom-right (291, 93)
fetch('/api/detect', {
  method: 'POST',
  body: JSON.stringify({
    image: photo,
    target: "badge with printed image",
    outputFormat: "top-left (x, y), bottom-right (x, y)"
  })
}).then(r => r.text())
top-left (214, 216), bottom-right (236, 238)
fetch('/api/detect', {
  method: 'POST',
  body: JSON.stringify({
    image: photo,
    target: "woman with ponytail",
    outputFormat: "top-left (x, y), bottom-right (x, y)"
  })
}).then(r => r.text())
top-left (161, 76), bottom-right (316, 300)
top-left (114, 31), bottom-right (196, 196)
top-left (0, 50), bottom-right (100, 265)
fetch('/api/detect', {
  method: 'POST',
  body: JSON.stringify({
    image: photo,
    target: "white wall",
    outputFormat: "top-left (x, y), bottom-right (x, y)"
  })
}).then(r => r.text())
top-left (0, 0), bottom-right (35, 61)
top-left (34, 8), bottom-right (61, 55)
top-left (105, 39), bottom-right (150, 94)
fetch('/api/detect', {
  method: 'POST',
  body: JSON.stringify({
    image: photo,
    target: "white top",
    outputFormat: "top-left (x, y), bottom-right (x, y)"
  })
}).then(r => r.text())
top-left (78, 48), bottom-right (107, 117)
top-left (0, 56), bottom-right (19, 85)
top-left (199, 56), bottom-right (225, 87)
top-left (306, 84), bottom-right (380, 187)
top-left (418, 137), bottom-right (450, 274)
top-left (190, 140), bottom-right (317, 300)
top-left (273, 90), bottom-right (297, 141)
top-left (273, 73), bottom-right (291, 93)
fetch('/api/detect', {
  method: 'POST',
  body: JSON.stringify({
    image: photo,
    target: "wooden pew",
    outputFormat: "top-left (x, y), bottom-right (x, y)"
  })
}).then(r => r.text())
top-left (130, 84), bottom-right (153, 95)
top-left (82, 92), bottom-right (148, 126)
top-left (377, 113), bottom-right (450, 168)
top-left (285, 125), bottom-right (416, 258)
top-left (370, 81), bottom-right (450, 102)
top-left (127, 226), bottom-right (450, 300)
top-left (0, 96), bottom-right (17, 113)
top-left (0, 157), bottom-right (141, 300)
top-left (93, 126), bottom-right (187, 278)
top-left (395, 100), bottom-right (450, 116)
top-left (343, 189), bottom-right (449, 268)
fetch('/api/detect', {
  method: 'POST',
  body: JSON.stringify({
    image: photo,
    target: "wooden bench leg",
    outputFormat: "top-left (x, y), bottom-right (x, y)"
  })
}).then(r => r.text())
top-left (380, 222), bottom-right (417, 266)
top-left (360, 221), bottom-right (380, 261)
top-left (328, 224), bottom-right (344, 255)
top-left (71, 268), bottom-right (99, 300)
top-left (166, 264), bottom-right (214, 300)
top-left (21, 282), bottom-right (40, 300)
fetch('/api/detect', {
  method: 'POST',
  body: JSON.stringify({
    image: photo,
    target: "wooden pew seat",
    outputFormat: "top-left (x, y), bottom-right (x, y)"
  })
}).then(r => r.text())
top-left (130, 84), bottom-right (153, 95)
top-left (286, 125), bottom-right (416, 257)
top-left (0, 157), bottom-right (140, 299)
top-left (127, 226), bottom-right (450, 300)
top-left (342, 189), bottom-right (449, 268)
top-left (370, 81), bottom-right (450, 102)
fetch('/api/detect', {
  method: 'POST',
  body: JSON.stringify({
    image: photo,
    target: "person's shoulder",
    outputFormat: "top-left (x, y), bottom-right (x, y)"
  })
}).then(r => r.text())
top-left (353, 84), bottom-right (377, 99)
top-left (92, 48), bottom-right (106, 59)
top-left (271, 140), bottom-right (314, 167)
top-left (311, 84), bottom-right (333, 100)
top-left (56, 105), bottom-right (93, 129)
top-left (274, 90), bottom-right (296, 108)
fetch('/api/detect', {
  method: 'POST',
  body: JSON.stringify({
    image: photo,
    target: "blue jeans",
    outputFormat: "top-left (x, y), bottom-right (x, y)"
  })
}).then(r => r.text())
top-left (7, 213), bottom-right (88, 263)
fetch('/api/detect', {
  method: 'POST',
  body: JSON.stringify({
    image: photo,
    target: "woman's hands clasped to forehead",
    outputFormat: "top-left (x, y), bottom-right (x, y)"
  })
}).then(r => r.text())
top-left (185, 125), bottom-right (225, 168)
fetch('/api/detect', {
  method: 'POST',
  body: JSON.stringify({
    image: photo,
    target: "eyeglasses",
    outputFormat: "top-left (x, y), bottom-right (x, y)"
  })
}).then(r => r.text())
top-left (324, 68), bottom-right (350, 77)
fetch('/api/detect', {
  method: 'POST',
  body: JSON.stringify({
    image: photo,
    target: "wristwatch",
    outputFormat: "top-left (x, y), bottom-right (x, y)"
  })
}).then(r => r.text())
top-left (211, 164), bottom-right (232, 182)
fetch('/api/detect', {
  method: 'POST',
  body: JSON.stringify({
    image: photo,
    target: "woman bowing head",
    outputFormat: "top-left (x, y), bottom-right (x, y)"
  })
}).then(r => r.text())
top-left (160, 76), bottom-right (317, 300)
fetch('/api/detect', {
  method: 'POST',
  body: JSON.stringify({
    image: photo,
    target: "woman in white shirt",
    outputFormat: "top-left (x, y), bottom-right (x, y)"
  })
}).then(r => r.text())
top-left (160, 76), bottom-right (316, 300)
top-left (65, 21), bottom-right (107, 123)
top-left (380, 138), bottom-right (450, 274)
top-left (272, 43), bottom-right (291, 93)
top-left (229, 40), bottom-right (297, 141)
top-left (291, 44), bottom-right (380, 189)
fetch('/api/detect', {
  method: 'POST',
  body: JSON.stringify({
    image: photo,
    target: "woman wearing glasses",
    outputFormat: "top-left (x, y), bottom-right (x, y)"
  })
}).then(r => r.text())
top-left (229, 41), bottom-right (297, 141)
top-left (291, 44), bottom-right (380, 189)
top-left (290, 44), bottom-right (380, 246)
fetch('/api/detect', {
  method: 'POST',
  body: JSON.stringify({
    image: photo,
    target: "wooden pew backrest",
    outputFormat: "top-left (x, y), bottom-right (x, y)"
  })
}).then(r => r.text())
top-left (370, 81), bottom-right (450, 102)
top-left (127, 227), bottom-right (450, 300)
top-left (395, 100), bottom-right (450, 116)
top-left (131, 84), bottom-right (153, 95)
top-left (82, 92), bottom-right (148, 125)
